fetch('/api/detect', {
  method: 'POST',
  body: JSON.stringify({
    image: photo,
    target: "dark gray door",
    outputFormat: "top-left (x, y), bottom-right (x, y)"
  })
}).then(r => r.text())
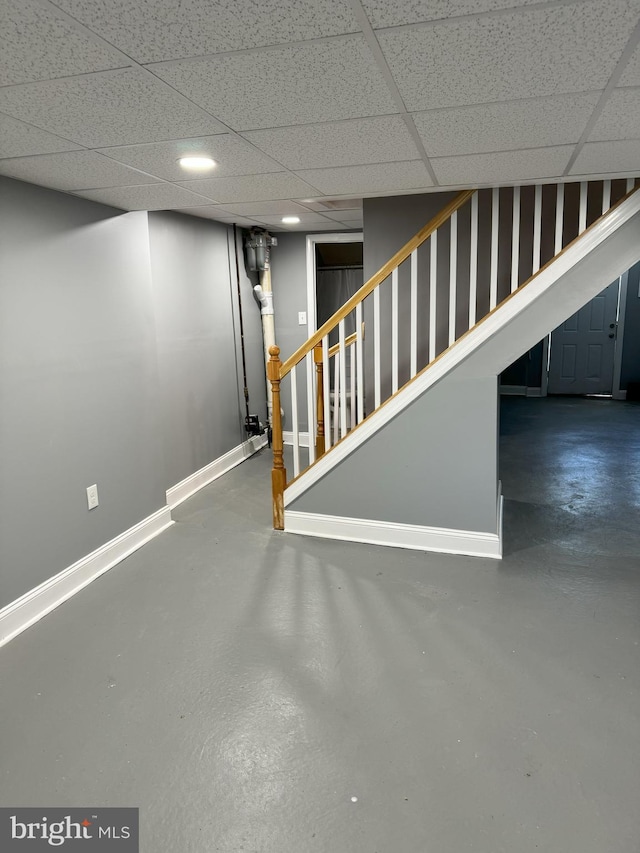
top-left (547, 281), bottom-right (619, 395)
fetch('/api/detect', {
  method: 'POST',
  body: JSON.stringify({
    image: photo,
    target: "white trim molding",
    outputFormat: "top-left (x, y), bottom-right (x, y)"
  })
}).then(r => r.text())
top-left (166, 434), bottom-right (267, 509)
top-left (0, 506), bottom-right (173, 649)
top-left (284, 510), bottom-right (502, 559)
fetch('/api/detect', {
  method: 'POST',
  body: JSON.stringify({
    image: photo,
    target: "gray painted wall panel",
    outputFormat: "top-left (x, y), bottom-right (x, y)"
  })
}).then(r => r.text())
top-left (620, 261), bottom-right (640, 390)
top-left (0, 177), bottom-right (165, 607)
top-left (0, 179), bottom-right (265, 611)
top-left (271, 232), bottom-right (312, 431)
top-left (148, 211), bottom-right (243, 490)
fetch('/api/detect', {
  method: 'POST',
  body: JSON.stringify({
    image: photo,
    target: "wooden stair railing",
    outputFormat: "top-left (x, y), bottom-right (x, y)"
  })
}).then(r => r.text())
top-left (269, 178), bottom-right (639, 529)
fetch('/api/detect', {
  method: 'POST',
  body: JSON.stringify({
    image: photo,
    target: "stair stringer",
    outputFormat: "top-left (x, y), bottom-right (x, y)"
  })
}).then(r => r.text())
top-left (283, 191), bottom-right (640, 556)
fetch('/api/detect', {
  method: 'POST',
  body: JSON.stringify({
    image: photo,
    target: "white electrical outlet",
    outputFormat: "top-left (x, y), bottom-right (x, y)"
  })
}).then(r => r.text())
top-left (86, 484), bottom-right (99, 510)
top-left (298, 311), bottom-right (307, 326)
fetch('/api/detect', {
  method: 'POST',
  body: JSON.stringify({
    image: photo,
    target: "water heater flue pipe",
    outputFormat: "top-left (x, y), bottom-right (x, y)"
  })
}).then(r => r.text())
top-left (245, 229), bottom-right (278, 428)
top-left (254, 271), bottom-right (276, 425)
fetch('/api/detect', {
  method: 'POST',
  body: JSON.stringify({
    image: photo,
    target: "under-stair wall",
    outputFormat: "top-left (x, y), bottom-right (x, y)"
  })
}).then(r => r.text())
top-left (286, 373), bottom-right (501, 558)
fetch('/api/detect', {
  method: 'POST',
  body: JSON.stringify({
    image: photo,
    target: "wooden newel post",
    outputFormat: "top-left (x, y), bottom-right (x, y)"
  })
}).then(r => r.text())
top-left (268, 345), bottom-right (286, 530)
top-left (314, 343), bottom-right (326, 459)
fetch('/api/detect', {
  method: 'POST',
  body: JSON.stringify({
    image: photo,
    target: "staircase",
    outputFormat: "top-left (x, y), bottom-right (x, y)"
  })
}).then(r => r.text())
top-left (268, 178), bottom-right (640, 556)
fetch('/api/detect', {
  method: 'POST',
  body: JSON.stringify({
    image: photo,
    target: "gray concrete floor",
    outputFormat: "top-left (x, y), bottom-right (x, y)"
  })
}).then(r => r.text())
top-left (1, 397), bottom-right (639, 852)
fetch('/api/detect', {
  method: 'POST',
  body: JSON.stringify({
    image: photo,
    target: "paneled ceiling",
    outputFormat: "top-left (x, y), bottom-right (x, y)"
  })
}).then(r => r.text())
top-left (1, 0), bottom-right (639, 231)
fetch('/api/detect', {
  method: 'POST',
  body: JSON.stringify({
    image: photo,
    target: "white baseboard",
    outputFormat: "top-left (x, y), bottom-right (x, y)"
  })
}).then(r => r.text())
top-left (166, 434), bottom-right (267, 509)
top-left (284, 510), bottom-right (503, 559)
top-left (612, 389), bottom-right (627, 401)
top-left (283, 431), bottom-right (310, 447)
top-left (0, 506), bottom-right (174, 649)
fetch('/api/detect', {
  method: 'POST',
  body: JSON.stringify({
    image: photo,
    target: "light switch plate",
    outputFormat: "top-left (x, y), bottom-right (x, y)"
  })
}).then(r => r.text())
top-left (87, 484), bottom-right (99, 510)
top-left (298, 311), bottom-right (307, 326)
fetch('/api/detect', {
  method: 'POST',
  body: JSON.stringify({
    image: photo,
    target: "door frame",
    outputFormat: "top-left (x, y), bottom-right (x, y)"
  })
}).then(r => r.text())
top-left (306, 232), bottom-right (363, 338)
top-left (542, 271), bottom-right (628, 398)
top-left (612, 270), bottom-right (629, 400)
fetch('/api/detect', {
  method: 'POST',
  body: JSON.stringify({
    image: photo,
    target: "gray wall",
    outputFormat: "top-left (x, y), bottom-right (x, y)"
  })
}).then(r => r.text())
top-left (270, 233), bottom-right (311, 431)
top-left (0, 178), bottom-right (165, 607)
top-left (290, 373), bottom-right (500, 534)
top-left (0, 178), bottom-right (265, 610)
top-left (149, 212), bottom-right (259, 489)
top-left (620, 261), bottom-right (640, 390)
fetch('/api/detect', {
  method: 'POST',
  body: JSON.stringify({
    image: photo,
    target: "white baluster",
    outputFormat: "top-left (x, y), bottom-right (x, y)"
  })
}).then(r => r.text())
top-left (410, 249), bottom-right (418, 378)
top-left (532, 184), bottom-right (542, 274)
top-left (374, 286), bottom-right (381, 409)
top-left (333, 352), bottom-right (340, 444)
top-left (627, 177), bottom-right (634, 192)
top-left (356, 302), bottom-right (364, 424)
top-left (391, 268), bottom-right (399, 393)
top-left (339, 319), bottom-right (347, 438)
top-left (510, 185), bottom-right (520, 292)
top-left (555, 183), bottom-right (564, 254)
top-left (470, 192), bottom-right (479, 321)
top-left (291, 364), bottom-right (300, 478)
top-left (490, 187), bottom-right (499, 309)
top-left (602, 179), bottom-right (611, 214)
top-left (350, 344), bottom-right (356, 430)
top-left (449, 209), bottom-right (457, 346)
top-left (306, 350), bottom-right (315, 466)
top-left (579, 181), bottom-right (587, 233)
top-left (322, 334), bottom-right (331, 451)
top-left (429, 231), bottom-right (437, 362)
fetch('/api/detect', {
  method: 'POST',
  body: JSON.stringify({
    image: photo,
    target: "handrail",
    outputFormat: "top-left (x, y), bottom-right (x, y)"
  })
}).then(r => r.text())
top-left (280, 188), bottom-right (475, 377)
top-left (327, 322), bottom-right (365, 358)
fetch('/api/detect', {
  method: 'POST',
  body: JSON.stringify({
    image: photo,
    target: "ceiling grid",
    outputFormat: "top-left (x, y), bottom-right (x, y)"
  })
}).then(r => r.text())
top-left (0, 0), bottom-right (638, 229)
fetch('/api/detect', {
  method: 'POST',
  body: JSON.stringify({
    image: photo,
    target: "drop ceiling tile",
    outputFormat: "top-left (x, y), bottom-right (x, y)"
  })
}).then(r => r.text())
top-left (52, 0), bottom-right (359, 63)
top-left (589, 89), bottom-right (640, 142)
top-left (294, 161), bottom-right (433, 195)
top-left (73, 183), bottom-right (212, 211)
top-left (259, 219), bottom-right (350, 232)
top-left (378, 0), bottom-right (638, 111)
top-left (212, 200), bottom-right (322, 216)
top-left (0, 0), bottom-right (126, 86)
top-left (0, 114), bottom-right (83, 159)
top-left (242, 116), bottom-right (421, 170)
top-left (320, 209), bottom-right (365, 222)
top-left (177, 209), bottom-right (262, 227)
top-left (432, 146), bottom-right (574, 185)
top-left (176, 172), bottom-right (320, 203)
top-left (302, 198), bottom-right (363, 210)
top-left (249, 213), bottom-right (336, 227)
top-left (413, 91), bottom-right (601, 157)
top-left (153, 36), bottom-right (398, 130)
top-left (619, 43), bottom-right (640, 86)
top-left (0, 68), bottom-right (227, 148)
top-left (570, 140), bottom-right (640, 176)
top-left (0, 150), bottom-right (159, 191)
top-left (175, 208), bottom-right (236, 221)
top-left (362, 0), bottom-right (542, 28)
top-left (98, 134), bottom-right (283, 180)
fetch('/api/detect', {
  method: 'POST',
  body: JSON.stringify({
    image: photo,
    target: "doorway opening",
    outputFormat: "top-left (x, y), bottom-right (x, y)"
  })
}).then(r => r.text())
top-left (305, 233), bottom-right (363, 443)
top-left (546, 274), bottom-right (627, 397)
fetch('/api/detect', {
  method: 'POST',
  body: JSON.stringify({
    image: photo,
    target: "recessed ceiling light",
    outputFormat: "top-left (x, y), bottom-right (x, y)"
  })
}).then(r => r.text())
top-left (282, 216), bottom-right (301, 224)
top-left (178, 156), bottom-right (216, 172)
